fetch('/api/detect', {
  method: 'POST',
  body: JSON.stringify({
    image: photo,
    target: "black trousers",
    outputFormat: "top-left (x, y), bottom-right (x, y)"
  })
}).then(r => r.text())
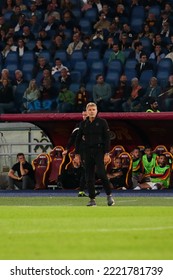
top-left (84, 147), bottom-right (112, 199)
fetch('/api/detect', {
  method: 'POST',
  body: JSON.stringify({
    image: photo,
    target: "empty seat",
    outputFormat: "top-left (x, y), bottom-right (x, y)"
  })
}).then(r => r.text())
top-left (105, 71), bottom-right (120, 88)
top-left (139, 70), bottom-right (154, 88)
top-left (69, 50), bottom-right (84, 68)
top-left (107, 60), bottom-right (123, 75)
top-left (70, 70), bottom-right (82, 83)
top-left (54, 50), bottom-right (68, 62)
top-left (157, 58), bottom-right (173, 74)
top-left (32, 153), bottom-right (51, 190)
top-left (79, 18), bottom-right (93, 35)
top-left (48, 146), bottom-right (65, 184)
top-left (73, 61), bottom-right (88, 78)
top-left (84, 8), bottom-right (98, 23)
top-left (86, 49), bottom-right (101, 68)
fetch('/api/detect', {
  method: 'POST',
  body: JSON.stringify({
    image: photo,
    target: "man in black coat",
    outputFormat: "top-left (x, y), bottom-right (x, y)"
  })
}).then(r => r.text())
top-left (75, 102), bottom-right (115, 206)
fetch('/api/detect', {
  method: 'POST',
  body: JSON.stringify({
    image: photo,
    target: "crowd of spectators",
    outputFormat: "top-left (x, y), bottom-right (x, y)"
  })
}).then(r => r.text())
top-left (1, 0), bottom-right (173, 113)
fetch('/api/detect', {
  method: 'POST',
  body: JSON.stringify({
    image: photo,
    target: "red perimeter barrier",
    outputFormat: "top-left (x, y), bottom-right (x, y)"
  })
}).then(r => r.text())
top-left (1, 112), bottom-right (173, 151)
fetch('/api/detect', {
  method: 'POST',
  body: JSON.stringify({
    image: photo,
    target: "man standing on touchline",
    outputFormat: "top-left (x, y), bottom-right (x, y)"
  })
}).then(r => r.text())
top-left (75, 102), bottom-right (115, 206)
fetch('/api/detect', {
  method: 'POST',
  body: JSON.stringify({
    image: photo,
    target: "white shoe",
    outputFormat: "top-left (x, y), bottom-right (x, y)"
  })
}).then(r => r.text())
top-left (151, 185), bottom-right (158, 190)
top-left (133, 186), bottom-right (141, 190)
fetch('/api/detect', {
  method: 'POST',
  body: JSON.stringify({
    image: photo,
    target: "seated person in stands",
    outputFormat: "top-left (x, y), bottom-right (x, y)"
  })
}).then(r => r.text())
top-left (107, 157), bottom-right (128, 190)
top-left (122, 78), bottom-right (144, 112)
top-left (134, 154), bottom-right (171, 190)
top-left (8, 153), bottom-right (35, 190)
top-left (93, 74), bottom-right (112, 112)
top-left (0, 78), bottom-right (16, 113)
top-left (57, 83), bottom-right (75, 113)
top-left (23, 79), bottom-right (41, 112)
top-left (60, 156), bottom-right (85, 190)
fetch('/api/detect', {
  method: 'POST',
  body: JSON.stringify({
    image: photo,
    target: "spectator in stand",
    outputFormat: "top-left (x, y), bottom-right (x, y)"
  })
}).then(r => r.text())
top-left (44, 2), bottom-right (60, 22)
top-left (51, 57), bottom-right (69, 77)
top-left (23, 79), bottom-right (41, 112)
top-left (142, 77), bottom-right (161, 110)
top-left (137, 23), bottom-right (154, 40)
top-left (21, 25), bottom-right (35, 43)
top-left (12, 69), bottom-right (26, 86)
top-left (160, 21), bottom-right (173, 41)
top-left (43, 14), bottom-right (58, 34)
top-left (161, 75), bottom-right (173, 111)
top-left (81, 35), bottom-right (93, 59)
top-left (135, 52), bottom-right (153, 78)
top-left (61, 0), bottom-right (74, 10)
top-left (14, 13), bottom-right (26, 38)
top-left (2, 0), bottom-right (15, 15)
top-left (58, 68), bottom-right (71, 89)
top-left (108, 43), bottom-right (125, 64)
top-left (92, 0), bottom-right (103, 13)
top-left (93, 11), bottom-right (111, 33)
top-left (81, 0), bottom-right (94, 12)
top-left (0, 69), bottom-right (11, 85)
top-left (149, 43), bottom-right (165, 63)
top-left (38, 29), bottom-right (50, 41)
top-left (145, 12), bottom-right (160, 34)
top-left (93, 74), bottom-right (112, 112)
top-left (103, 21), bottom-right (121, 42)
top-left (15, 0), bottom-right (27, 11)
top-left (15, 37), bottom-right (28, 59)
top-left (32, 56), bottom-right (51, 79)
top-left (59, 10), bottom-right (76, 31)
top-left (57, 83), bottom-right (75, 113)
top-left (128, 41), bottom-right (143, 62)
top-left (109, 74), bottom-right (131, 112)
top-left (29, 15), bottom-right (42, 37)
top-left (66, 32), bottom-right (83, 55)
top-left (1, 36), bottom-right (17, 59)
top-left (122, 77), bottom-right (144, 112)
top-left (0, 78), bottom-right (16, 113)
top-left (40, 69), bottom-right (55, 88)
top-left (113, 3), bottom-right (129, 25)
top-left (118, 33), bottom-right (132, 51)
top-left (38, 78), bottom-right (56, 111)
top-left (50, 34), bottom-right (64, 58)
top-left (10, 5), bottom-right (22, 27)
top-left (75, 84), bottom-right (89, 112)
top-left (0, 15), bottom-right (11, 34)
top-left (33, 38), bottom-right (47, 57)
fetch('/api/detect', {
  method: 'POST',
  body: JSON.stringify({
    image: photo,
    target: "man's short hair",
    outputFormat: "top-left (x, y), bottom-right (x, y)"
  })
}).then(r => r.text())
top-left (86, 102), bottom-right (97, 110)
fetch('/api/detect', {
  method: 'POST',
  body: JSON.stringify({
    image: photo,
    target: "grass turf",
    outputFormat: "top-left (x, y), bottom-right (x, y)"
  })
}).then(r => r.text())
top-left (0, 196), bottom-right (173, 260)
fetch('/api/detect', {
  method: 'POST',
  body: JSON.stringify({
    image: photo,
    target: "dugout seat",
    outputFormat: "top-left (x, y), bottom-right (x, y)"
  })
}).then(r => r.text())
top-left (118, 151), bottom-right (133, 188)
top-left (153, 145), bottom-right (168, 155)
top-left (48, 146), bottom-right (65, 184)
top-left (32, 153), bottom-right (51, 190)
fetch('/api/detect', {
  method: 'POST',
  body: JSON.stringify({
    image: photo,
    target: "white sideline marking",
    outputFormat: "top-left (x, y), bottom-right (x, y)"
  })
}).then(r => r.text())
top-left (8, 226), bottom-right (173, 235)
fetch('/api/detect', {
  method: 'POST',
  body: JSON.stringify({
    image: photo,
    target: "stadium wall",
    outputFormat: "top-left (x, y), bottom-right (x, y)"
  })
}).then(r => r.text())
top-left (0, 112), bottom-right (173, 151)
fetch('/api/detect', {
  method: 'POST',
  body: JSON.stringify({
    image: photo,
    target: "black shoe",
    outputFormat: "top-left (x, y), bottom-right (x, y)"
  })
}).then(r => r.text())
top-left (78, 191), bottom-right (88, 197)
top-left (95, 190), bottom-right (100, 196)
top-left (87, 199), bottom-right (96, 206)
top-left (107, 195), bottom-right (115, 206)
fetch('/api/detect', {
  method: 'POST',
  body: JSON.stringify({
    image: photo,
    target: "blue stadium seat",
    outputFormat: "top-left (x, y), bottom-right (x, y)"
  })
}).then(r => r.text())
top-left (103, 49), bottom-right (113, 66)
top-left (156, 70), bottom-right (170, 89)
top-left (69, 50), bottom-right (84, 68)
top-left (20, 51), bottom-right (35, 67)
top-left (148, 5), bottom-right (161, 18)
top-left (157, 58), bottom-right (173, 75)
top-left (86, 49), bottom-right (101, 68)
top-left (84, 8), bottom-right (98, 23)
top-left (124, 58), bottom-right (138, 71)
top-left (4, 51), bottom-right (19, 66)
top-left (54, 50), bottom-right (68, 63)
top-left (140, 37), bottom-right (152, 56)
top-left (73, 61), bottom-right (88, 79)
top-left (79, 18), bottom-right (93, 35)
top-left (21, 64), bottom-right (34, 82)
top-left (107, 60), bottom-right (123, 75)
top-left (130, 6), bottom-right (145, 21)
top-left (139, 70), bottom-right (154, 89)
top-left (69, 83), bottom-right (80, 93)
top-left (70, 70), bottom-right (82, 83)
top-left (90, 61), bottom-right (105, 75)
top-left (72, 8), bottom-right (82, 20)
top-left (105, 71), bottom-right (120, 88)
top-left (130, 18), bottom-right (144, 33)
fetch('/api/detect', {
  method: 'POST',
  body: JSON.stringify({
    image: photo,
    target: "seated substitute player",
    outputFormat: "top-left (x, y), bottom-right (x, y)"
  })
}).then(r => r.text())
top-left (134, 154), bottom-right (171, 190)
top-left (142, 145), bottom-right (157, 178)
top-left (107, 157), bottom-right (128, 190)
top-left (131, 147), bottom-right (143, 188)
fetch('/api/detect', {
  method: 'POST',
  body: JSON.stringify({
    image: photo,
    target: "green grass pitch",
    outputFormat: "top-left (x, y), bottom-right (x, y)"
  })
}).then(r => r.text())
top-left (0, 196), bottom-right (173, 260)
